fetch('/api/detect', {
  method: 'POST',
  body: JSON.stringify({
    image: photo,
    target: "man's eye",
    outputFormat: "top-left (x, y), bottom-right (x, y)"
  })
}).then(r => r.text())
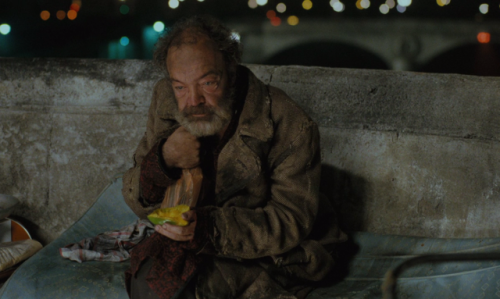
top-left (174, 86), bottom-right (184, 90)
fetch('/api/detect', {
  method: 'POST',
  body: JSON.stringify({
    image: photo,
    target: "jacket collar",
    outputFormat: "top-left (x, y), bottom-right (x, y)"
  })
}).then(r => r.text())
top-left (235, 66), bottom-right (274, 143)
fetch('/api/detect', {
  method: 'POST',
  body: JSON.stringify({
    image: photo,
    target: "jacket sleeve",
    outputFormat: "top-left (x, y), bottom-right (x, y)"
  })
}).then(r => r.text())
top-left (209, 116), bottom-right (323, 259)
top-left (122, 80), bottom-right (179, 219)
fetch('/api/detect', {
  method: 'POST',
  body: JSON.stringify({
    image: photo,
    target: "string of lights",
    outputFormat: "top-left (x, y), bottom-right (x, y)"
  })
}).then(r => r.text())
top-left (0, 0), bottom-right (498, 56)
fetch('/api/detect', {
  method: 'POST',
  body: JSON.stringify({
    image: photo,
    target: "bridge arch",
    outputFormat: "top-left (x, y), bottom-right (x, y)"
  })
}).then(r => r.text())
top-left (419, 43), bottom-right (500, 76)
top-left (263, 41), bottom-right (389, 70)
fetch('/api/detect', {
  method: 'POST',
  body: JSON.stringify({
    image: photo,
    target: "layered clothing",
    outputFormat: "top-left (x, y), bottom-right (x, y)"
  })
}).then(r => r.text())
top-left (122, 66), bottom-right (346, 299)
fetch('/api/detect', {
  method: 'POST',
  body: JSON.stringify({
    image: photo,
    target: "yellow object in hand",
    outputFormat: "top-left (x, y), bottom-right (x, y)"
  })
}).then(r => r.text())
top-left (147, 204), bottom-right (190, 226)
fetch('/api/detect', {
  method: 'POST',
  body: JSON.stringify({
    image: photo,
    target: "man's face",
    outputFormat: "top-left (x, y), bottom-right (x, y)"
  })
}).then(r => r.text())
top-left (166, 37), bottom-right (232, 137)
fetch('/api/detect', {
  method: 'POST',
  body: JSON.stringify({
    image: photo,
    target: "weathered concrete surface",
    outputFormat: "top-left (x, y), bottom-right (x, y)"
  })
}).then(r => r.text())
top-left (1, 58), bottom-right (499, 244)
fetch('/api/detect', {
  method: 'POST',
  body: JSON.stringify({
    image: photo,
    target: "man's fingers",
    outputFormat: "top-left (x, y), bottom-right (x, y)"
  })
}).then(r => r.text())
top-left (155, 220), bottom-right (196, 241)
top-left (182, 210), bottom-right (197, 222)
top-left (155, 225), bottom-right (193, 241)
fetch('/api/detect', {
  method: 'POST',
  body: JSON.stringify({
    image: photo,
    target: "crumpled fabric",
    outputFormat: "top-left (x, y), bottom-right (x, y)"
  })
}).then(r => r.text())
top-left (59, 219), bottom-right (153, 263)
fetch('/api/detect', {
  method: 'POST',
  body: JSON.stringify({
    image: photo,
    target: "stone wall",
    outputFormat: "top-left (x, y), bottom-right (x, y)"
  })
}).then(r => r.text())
top-left (1, 58), bottom-right (499, 245)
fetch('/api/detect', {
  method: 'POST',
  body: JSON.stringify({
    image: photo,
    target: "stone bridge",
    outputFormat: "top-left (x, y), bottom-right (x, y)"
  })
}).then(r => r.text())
top-left (230, 19), bottom-right (500, 71)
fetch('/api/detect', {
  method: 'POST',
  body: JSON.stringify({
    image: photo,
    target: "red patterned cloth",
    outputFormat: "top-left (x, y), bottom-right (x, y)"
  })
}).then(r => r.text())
top-left (125, 207), bottom-right (213, 299)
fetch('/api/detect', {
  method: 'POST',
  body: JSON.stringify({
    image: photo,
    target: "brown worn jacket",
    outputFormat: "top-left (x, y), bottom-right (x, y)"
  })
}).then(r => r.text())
top-left (122, 66), bottom-right (346, 299)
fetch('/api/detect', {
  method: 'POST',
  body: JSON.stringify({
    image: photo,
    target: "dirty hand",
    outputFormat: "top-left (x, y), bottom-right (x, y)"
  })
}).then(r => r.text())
top-left (162, 126), bottom-right (200, 169)
top-left (155, 210), bottom-right (197, 241)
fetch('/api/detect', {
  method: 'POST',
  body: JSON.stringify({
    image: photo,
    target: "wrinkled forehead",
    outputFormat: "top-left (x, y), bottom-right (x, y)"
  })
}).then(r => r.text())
top-left (166, 33), bottom-right (226, 80)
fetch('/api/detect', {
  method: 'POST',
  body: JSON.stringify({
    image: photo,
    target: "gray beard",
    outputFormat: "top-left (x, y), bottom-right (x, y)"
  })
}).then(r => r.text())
top-left (169, 86), bottom-right (235, 137)
top-left (175, 104), bottom-right (232, 137)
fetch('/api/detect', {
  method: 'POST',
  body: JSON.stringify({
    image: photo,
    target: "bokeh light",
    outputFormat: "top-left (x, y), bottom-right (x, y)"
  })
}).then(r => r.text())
top-left (67, 10), bottom-right (77, 20)
top-left (397, 0), bottom-right (411, 7)
top-left (396, 4), bottom-right (406, 12)
top-left (70, 3), bottom-right (80, 12)
top-left (197, 0), bottom-right (204, 2)
top-left (479, 4), bottom-right (488, 14)
top-left (120, 36), bottom-right (130, 46)
top-left (330, 0), bottom-right (338, 7)
top-left (287, 15), bottom-right (299, 26)
top-left (120, 5), bottom-right (130, 14)
top-left (56, 10), bottom-right (66, 20)
top-left (153, 21), bottom-right (165, 32)
top-left (332, 1), bottom-right (345, 12)
top-left (256, 0), bottom-right (268, 6)
top-left (248, 0), bottom-right (258, 8)
top-left (477, 32), bottom-right (490, 44)
top-left (276, 3), bottom-right (286, 13)
top-left (270, 17), bottom-right (281, 26)
top-left (0, 24), bottom-right (11, 35)
top-left (360, 0), bottom-right (370, 9)
top-left (169, 0), bottom-right (179, 9)
top-left (40, 11), bottom-right (50, 21)
top-left (380, 4), bottom-right (389, 14)
top-left (387, 0), bottom-right (395, 9)
top-left (356, 0), bottom-right (363, 10)
top-left (302, 0), bottom-right (313, 10)
top-left (266, 10), bottom-right (276, 19)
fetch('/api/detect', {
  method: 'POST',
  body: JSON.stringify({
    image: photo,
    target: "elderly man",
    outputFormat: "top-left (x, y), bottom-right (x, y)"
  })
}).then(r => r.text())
top-left (122, 16), bottom-right (346, 299)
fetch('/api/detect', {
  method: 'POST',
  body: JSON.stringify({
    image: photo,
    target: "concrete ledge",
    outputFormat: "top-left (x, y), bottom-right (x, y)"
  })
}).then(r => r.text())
top-left (1, 58), bottom-right (499, 244)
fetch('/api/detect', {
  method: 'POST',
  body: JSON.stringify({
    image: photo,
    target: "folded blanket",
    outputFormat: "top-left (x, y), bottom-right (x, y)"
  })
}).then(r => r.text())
top-left (59, 219), bottom-right (154, 263)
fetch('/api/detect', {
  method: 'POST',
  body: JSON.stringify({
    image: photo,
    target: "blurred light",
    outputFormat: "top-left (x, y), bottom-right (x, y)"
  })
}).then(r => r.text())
top-left (153, 21), bottom-right (165, 32)
top-left (270, 17), bottom-right (281, 26)
top-left (40, 10), bottom-right (50, 21)
top-left (360, 0), bottom-right (370, 9)
top-left (386, 0), bottom-right (395, 9)
top-left (356, 0), bottom-right (363, 10)
top-left (169, 0), bottom-right (179, 9)
top-left (332, 1), bottom-right (344, 12)
top-left (120, 36), bottom-right (130, 46)
top-left (266, 10), bottom-right (276, 19)
top-left (73, 0), bottom-right (82, 6)
top-left (287, 15), bottom-right (299, 26)
top-left (197, 0), bottom-right (204, 2)
top-left (120, 5), bottom-right (130, 14)
top-left (231, 32), bottom-right (240, 41)
top-left (477, 32), bottom-right (491, 44)
top-left (56, 10), bottom-right (66, 20)
top-left (379, 4), bottom-right (389, 14)
top-left (70, 3), bottom-right (80, 12)
top-left (276, 3), bottom-right (286, 13)
top-left (248, 0), bottom-right (258, 8)
top-left (302, 0), bottom-right (313, 10)
top-left (330, 0), bottom-right (338, 7)
top-left (0, 24), bottom-right (11, 35)
top-left (256, 0), bottom-right (268, 6)
top-left (437, 0), bottom-right (445, 7)
top-left (479, 4), bottom-right (488, 14)
top-left (179, 0), bottom-right (184, 2)
top-left (396, 4), bottom-right (406, 12)
top-left (397, 0), bottom-right (411, 7)
top-left (67, 9), bottom-right (77, 20)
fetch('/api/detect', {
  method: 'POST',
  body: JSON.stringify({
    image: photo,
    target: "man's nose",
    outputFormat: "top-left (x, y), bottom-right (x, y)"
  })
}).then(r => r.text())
top-left (186, 85), bottom-right (205, 107)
